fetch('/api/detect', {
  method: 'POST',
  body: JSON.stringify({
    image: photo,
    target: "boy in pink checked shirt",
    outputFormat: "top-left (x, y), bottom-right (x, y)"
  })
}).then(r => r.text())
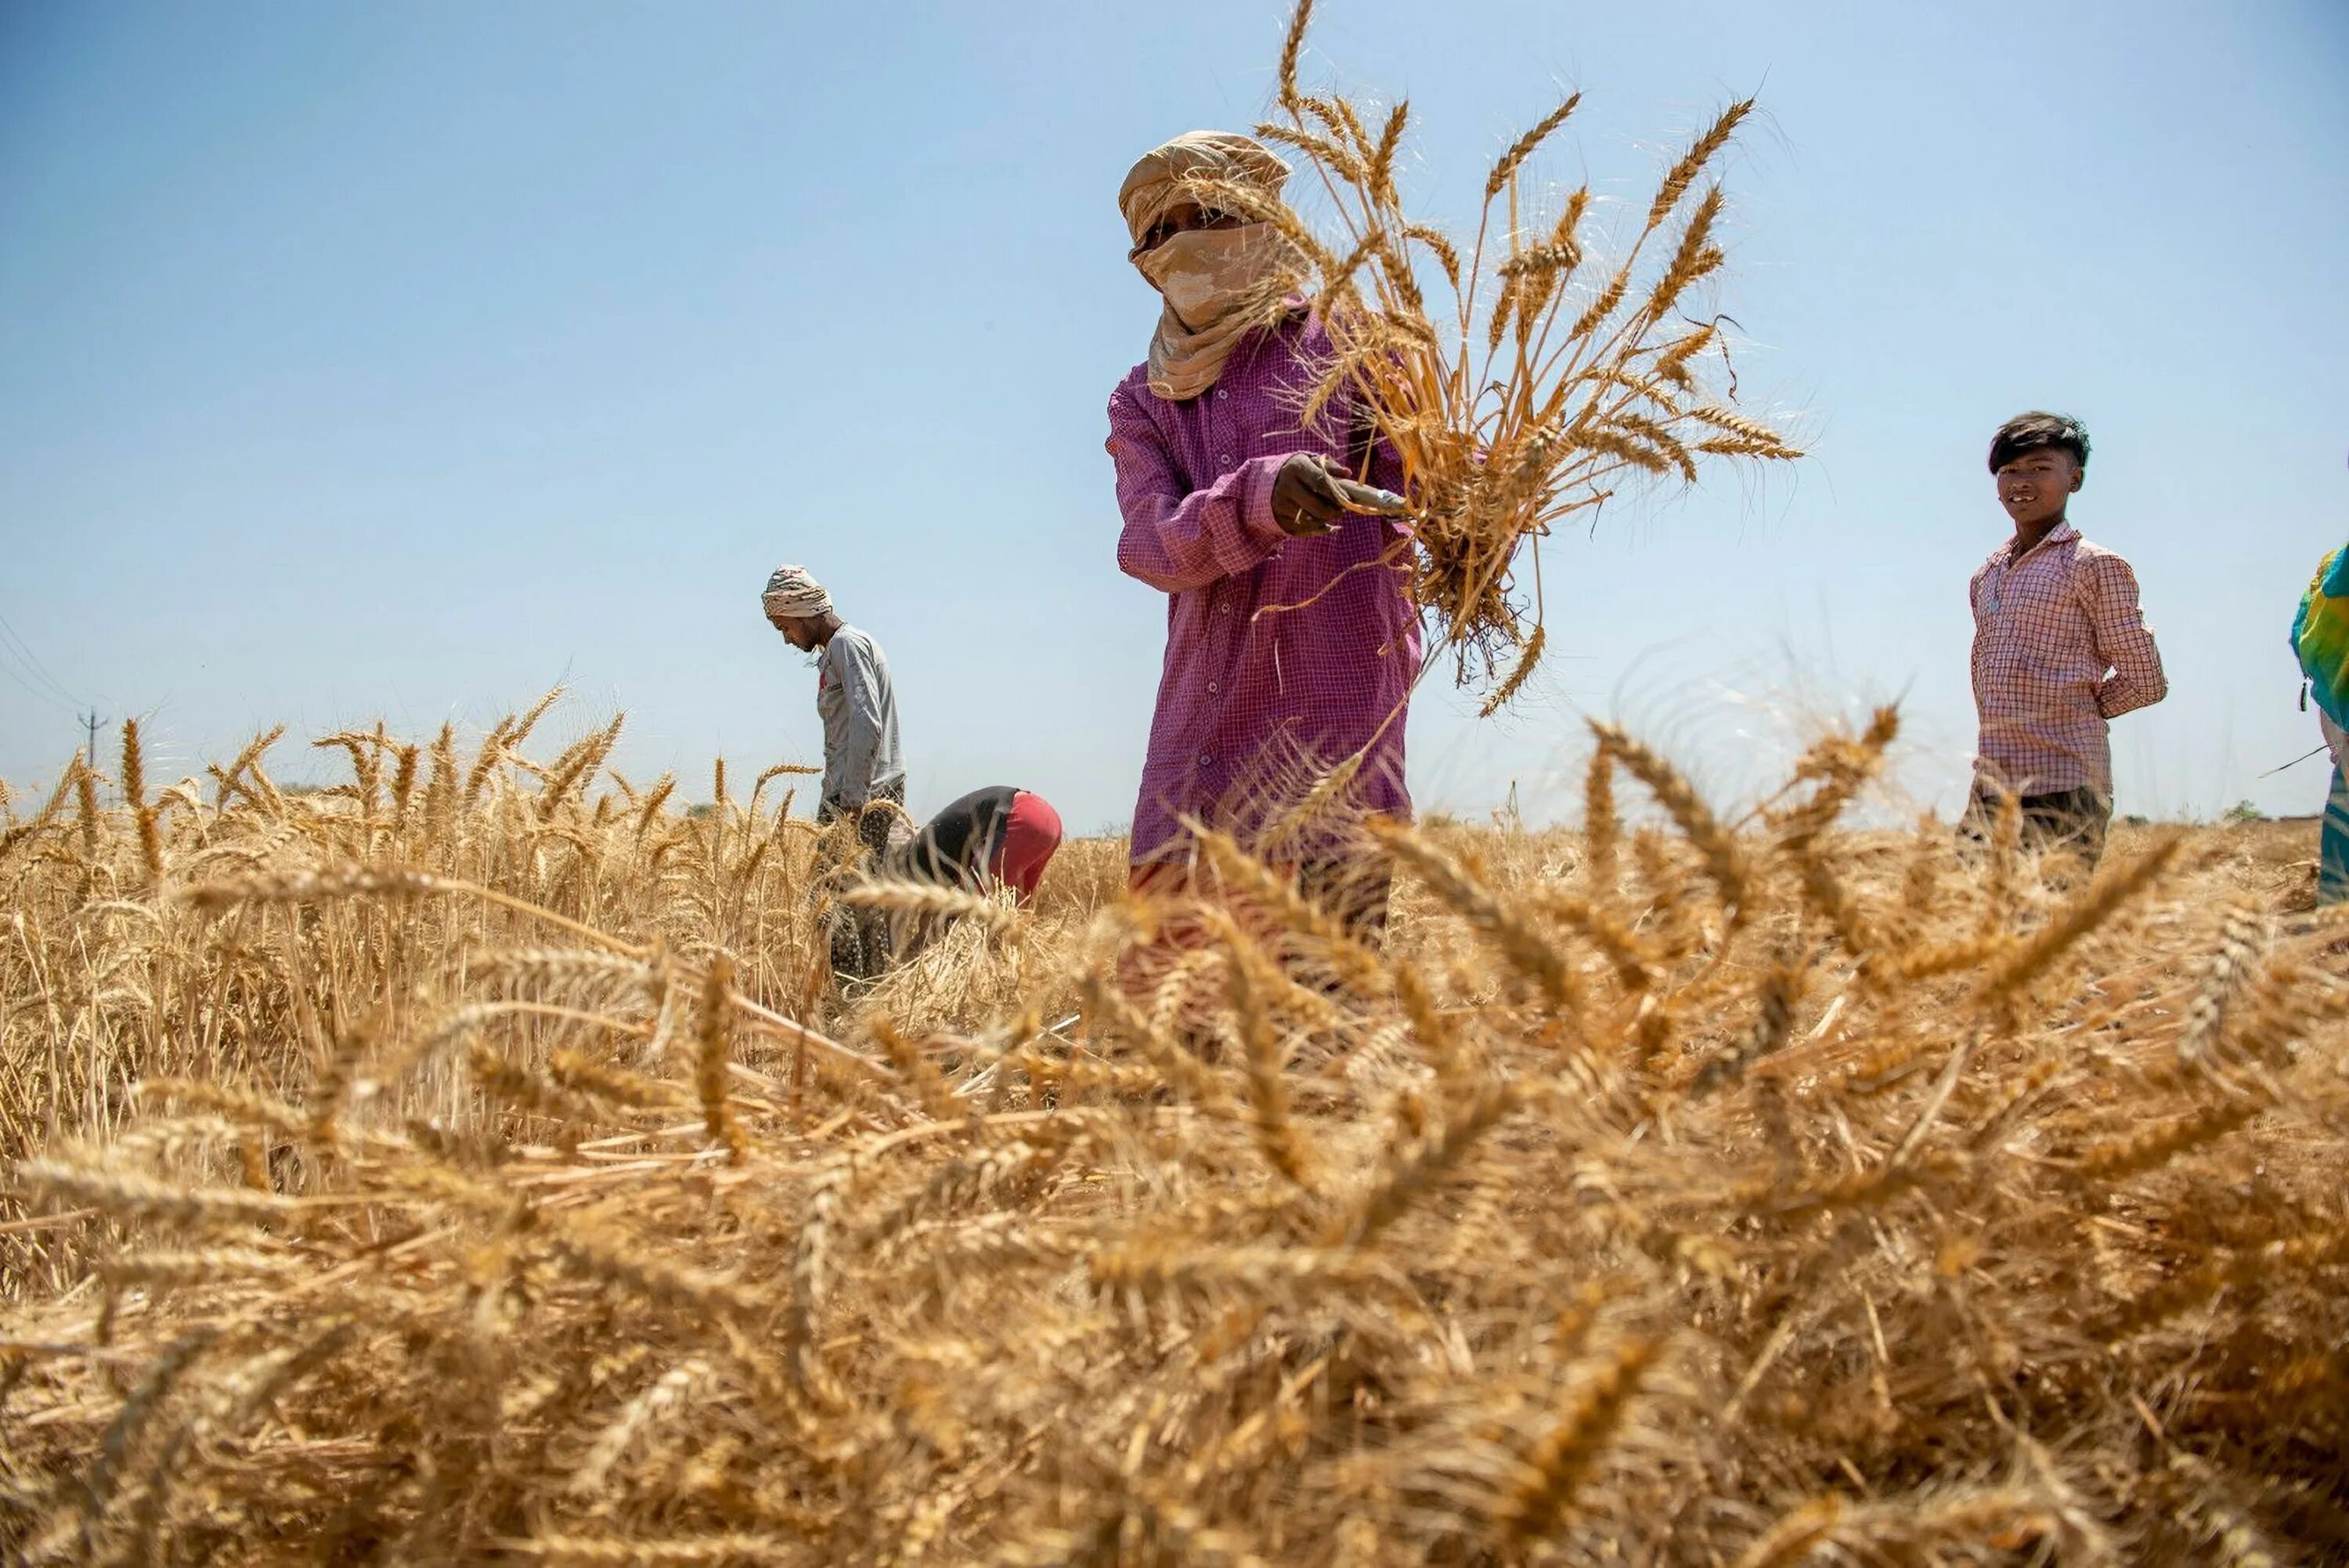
top-left (1964, 411), bottom-right (2167, 867)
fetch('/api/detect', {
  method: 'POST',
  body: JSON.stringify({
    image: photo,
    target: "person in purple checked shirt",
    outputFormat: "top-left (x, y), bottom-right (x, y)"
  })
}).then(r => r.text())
top-left (1106, 129), bottom-right (1423, 945)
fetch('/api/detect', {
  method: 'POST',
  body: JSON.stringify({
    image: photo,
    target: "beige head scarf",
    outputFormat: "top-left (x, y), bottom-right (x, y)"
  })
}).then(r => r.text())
top-left (760, 564), bottom-right (833, 620)
top-left (1119, 131), bottom-right (1305, 402)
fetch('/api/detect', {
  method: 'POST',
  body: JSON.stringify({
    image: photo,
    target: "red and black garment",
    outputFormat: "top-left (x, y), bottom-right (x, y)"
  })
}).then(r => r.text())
top-left (901, 786), bottom-right (1064, 903)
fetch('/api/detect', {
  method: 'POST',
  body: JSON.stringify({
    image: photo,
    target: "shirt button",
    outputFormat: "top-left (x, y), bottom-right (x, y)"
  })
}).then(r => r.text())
top-left (1219, 604), bottom-right (1232, 615)
top-left (1199, 755), bottom-right (1213, 768)
top-left (1216, 388), bottom-right (1228, 400)
top-left (1220, 452), bottom-right (1233, 465)
top-left (1207, 681), bottom-right (1219, 694)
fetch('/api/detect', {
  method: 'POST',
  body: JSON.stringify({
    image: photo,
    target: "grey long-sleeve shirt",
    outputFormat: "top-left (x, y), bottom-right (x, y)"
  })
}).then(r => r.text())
top-left (815, 624), bottom-right (904, 813)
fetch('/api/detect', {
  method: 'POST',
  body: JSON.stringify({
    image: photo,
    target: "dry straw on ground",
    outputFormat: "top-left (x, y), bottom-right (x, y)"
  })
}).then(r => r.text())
top-left (1194, 0), bottom-right (1799, 697)
top-left (3, 704), bottom-right (2345, 1564)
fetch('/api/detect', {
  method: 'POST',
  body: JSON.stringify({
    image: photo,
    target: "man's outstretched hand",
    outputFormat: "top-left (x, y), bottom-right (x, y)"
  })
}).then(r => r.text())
top-left (1272, 453), bottom-right (1407, 538)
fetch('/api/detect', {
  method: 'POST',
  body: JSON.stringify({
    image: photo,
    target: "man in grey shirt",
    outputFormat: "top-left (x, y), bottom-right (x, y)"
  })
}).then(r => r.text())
top-left (761, 563), bottom-right (904, 979)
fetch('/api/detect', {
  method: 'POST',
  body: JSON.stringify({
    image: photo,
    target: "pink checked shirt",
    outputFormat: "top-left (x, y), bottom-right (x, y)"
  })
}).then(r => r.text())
top-left (1107, 308), bottom-right (1422, 865)
top-left (1968, 521), bottom-right (2167, 796)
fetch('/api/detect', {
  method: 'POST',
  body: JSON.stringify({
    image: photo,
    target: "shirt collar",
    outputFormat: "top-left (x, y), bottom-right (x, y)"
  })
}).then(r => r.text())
top-left (1998, 520), bottom-right (2078, 568)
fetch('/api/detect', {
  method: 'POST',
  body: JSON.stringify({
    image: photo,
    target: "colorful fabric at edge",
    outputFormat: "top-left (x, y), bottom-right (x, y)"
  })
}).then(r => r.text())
top-left (2323, 759), bottom-right (2349, 907)
top-left (2291, 546), bottom-right (2349, 731)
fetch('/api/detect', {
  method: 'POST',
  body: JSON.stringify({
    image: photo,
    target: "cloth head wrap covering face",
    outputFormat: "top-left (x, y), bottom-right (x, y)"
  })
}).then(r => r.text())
top-left (761, 564), bottom-right (833, 620)
top-left (1118, 131), bottom-right (1306, 402)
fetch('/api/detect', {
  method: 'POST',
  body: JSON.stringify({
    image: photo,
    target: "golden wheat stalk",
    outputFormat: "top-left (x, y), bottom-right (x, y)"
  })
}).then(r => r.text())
top-left (1252, 0), bottom-right (1798, 699)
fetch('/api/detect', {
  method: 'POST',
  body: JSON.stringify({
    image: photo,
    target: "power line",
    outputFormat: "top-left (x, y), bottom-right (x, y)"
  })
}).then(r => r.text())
top-left (0, 609), bottom-right (90, 712)
top-left (0, 647), bottom-right (74, 712)
top-left (0, 615), bottom-right (78, 702)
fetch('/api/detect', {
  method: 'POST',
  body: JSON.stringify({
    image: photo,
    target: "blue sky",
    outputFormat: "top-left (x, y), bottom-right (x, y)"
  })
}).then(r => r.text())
top-left (3, 1), bottom-right (2345, 831)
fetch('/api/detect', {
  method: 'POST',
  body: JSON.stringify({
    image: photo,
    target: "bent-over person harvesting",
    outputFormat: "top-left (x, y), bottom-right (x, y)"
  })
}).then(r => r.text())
top-left (882, 785), bottom-right (1066, 961)
top-left (1965, 412), bottom-right (2167, 869)
top-left (898, 786), bottom-right (1064, 906)
top-left (762, 563), bottom-right (905, 980)
top-left (1106, 130), bottom-right (1422, 946)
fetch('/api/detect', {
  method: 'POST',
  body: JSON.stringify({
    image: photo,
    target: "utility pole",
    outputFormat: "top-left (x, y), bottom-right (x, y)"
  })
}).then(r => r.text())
top-left (82, 710), bottom-right (104, 784)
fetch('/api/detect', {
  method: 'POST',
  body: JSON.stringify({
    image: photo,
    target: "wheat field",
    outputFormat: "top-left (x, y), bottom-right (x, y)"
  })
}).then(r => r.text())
top-left (1, 705), bottom-right (2344, 1565)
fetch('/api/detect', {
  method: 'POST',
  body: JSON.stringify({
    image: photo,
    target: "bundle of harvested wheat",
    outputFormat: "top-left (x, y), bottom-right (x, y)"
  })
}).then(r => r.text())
top-left (1182, 0), bottom-right (1800, 702)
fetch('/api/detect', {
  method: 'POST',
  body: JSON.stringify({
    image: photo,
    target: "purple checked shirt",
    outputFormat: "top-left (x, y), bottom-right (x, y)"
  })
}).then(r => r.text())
top-left (1106, 308), bottom-right (1423, 866)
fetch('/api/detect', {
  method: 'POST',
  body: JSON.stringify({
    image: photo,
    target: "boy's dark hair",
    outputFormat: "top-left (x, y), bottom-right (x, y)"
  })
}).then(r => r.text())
top-left (1988, 411), bottom-right (2090, 474)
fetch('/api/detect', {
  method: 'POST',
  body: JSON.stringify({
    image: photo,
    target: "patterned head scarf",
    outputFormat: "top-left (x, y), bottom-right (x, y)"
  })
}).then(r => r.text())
top-left (1118, 132), bottom-right (1304, 402)
top-left (760, 564), bottom-right (833, 621)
